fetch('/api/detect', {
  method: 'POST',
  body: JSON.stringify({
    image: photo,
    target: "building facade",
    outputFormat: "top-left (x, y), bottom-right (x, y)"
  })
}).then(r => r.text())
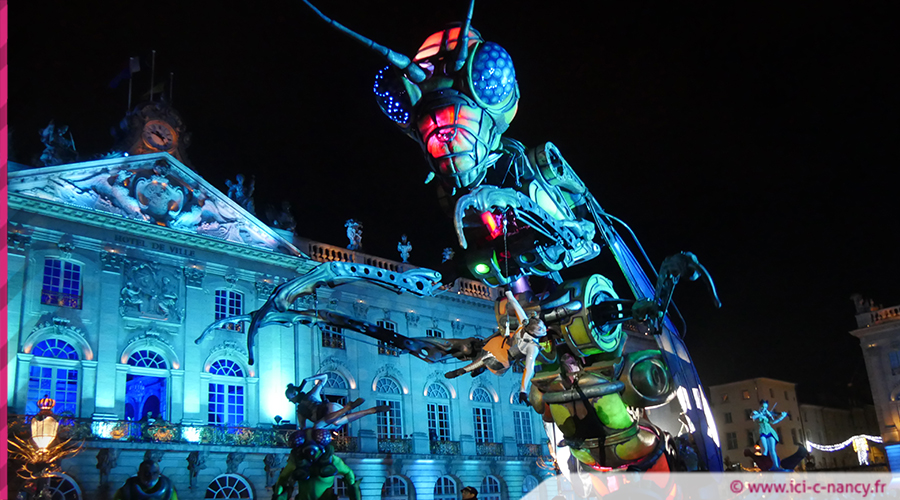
top-left (850, 296), bottom-right (900, 471)
top-left (708, 378), bottom-right (804, 469)
top-left (6, 154), bottom-right (557, 500)
top-left (709, 377), bottom-right (884, 470)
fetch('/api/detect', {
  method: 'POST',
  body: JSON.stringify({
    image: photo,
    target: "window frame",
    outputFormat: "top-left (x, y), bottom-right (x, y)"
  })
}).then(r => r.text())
top-left (41, 258), bottom-right (83, 309)
top-left (214, 289), bottom-right (244, 333)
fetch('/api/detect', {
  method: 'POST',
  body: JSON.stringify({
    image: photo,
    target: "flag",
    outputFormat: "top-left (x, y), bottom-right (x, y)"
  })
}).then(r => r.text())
top-left (108, 57), bottom-right (140, 89)
top-left (140, 81), bottom-right (166, 100)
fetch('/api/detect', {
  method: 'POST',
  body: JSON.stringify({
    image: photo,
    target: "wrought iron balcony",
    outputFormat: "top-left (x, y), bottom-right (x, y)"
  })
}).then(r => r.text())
top-left (377, 438), bottom-right (412, 454)
top-left (7, 415), bottom-right (294, 448)
top-left (517, 443), bottom-right (543, 457)
top-left (476, 442), bottom-right (504, 456)
top-left (430, 440), bottom-right (460, 455)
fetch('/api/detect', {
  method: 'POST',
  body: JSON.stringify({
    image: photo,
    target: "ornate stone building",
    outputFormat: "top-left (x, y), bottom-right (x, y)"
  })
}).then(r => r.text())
top-left (6, 153), bottom-right (555, 500)
top-left (850, 295), bottom-right (900, 472)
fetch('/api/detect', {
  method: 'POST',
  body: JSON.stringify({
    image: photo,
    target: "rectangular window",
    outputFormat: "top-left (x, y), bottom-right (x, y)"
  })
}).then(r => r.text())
top-left (747, 431), bottom-right (755, 448)
top-left (41, 259), bottom-right (82, 309)
top-left (377, 321), bottom-right (401, 356)
top-left (514, 410), bottom-right (533, 444)
top-left (744, 409), bottom-right (753, 421)
top-left (724, 412), bottom-right (733, 424)
top-left (890, 351), bottom-right (900, 376)
top-left (769, 388), bottom-right (774, 398)
top-left (726, 432), bottom-right (738, 450)
top-left (28, 366), bottom-right (78, 415)
top-left (321, 324), bottom-right (345, 350)
top-left (427, 403), bottom-right (450, 441)
top-left (426, 329), bottom-right (443, 338)
top-left (376, 399), bottom-right (402, 439)
top-left (208, 383), bottom-right (244, 426)
top-left (784, 390), bottom-right (789, 400)
top-left (791, 428), bottom-right (799, 445)
top-left (324, 394), bottom-right (349, 437)
top-left (215, 290), bottom-right (244, 332)
top-left (473, 407), bottom-right (495, 443)
top-left (742, 390), bottom-right (750, 400)
top-left (776, 428), bottom-right (783, 443)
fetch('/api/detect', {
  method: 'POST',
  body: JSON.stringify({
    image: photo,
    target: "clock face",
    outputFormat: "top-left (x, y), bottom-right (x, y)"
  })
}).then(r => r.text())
top-left (142, 120), bottom-right (177, 151)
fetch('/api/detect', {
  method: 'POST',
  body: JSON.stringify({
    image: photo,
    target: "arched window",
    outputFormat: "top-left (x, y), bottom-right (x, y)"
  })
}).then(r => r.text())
top-left (472, 388), bottom-right (494, 444)
top-left (205, 474), bottom-right (253, 498)
top-left (434, 476), bottom-right (457, 500)
top-left (381, 476), bottom-right (408, 500)
top-left (41, 258), bottom-right (82, 309)
top-left (42, 473), bottom-right (82, 500)
top-left (375, 377), bottom-right (402, 439)
top-left (523, 475), bottom-right (539, 496)
top-left (472, 388), bottom-right (492, 403)
top-left (321, 371), bottom-right (350, 437)
top-left (427, 383), bottom-right (451, 441)
top-left (128, 350), bottom-right (168, 369)
top-left (125, 349), bottom-right (169, 421)
top-left (426, 329), bottom-right (444, 338)
top-left (208, 359), bottom-right (246, 426)
top-left (334, 476), bottom-right (349, 500)
top-left (481, 476), bottom-right (502, 500)
top-left (215, 290), bottom-right (244, 332)
top-left (27, 339), bottom-right (79, 415)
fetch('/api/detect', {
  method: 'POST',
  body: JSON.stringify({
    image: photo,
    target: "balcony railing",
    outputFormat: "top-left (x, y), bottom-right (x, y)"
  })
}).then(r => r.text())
top-left (332, 435), bottom-right (359, 453)
top-left (8, 415), bottom-right (293, 448)
top-left (476, 442), bottom-right (504, 456)
top-left (517, 443), bottom-right (543, 456)
top-left (40, 290), bottom-right (82, 309)
top-left (295, 237), bottom-right (498, 301)
top-left (856, 305), bottom-right (900, 328)
top-left (378, 438), bottom-right (412, 454)
top-left (430, 440), bottom-right (460, 455)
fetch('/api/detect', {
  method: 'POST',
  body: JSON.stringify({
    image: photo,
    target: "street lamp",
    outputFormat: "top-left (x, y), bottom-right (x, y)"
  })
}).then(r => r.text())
top-left (30, 396), bottom-right (59, 452)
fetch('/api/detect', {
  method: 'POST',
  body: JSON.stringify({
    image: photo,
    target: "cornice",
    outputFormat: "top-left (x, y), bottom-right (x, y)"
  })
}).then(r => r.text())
top-left (9, 193), bottom-right (317, 274)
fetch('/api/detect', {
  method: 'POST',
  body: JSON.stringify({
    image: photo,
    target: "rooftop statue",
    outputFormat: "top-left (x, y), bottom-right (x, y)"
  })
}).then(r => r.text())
top-left (397, 234), bottom-right (412, 263)
top-left (38, 120), bottom-right (77, 166)
top-left (344, 219), bottom-right (363, 250)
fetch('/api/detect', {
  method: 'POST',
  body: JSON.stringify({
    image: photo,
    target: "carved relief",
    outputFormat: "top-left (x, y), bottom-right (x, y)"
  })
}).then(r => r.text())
top-left (183, 266), bottom-right (205, 287)
top-left (352, 302), bottom-right (369, 319)
top-left (120, 260), bottom-right (184, 323)
top-left (255, 280), bottom-right (276, 298)
top-left (96, 448), bottom-right (118, 486)
top-left (317, 356), bottom-right (350, 375)
top-left (263, 454), bottom-right (286, 488)
top-left (226, 452), bottom-right (246, 474)
top-left (405, 312), bottom-right (420, 330)
top-left (382, 308), bottom-right (392, 321)
top-left (210, 341), bottom-right (248, 359)
top-left (100, 251), bottom-right (127, 272)
top-left (186, 451), bottom-right (208, 489)
top-left (375, 363), bottom-right (405, 384)
top-left (144, 450), bottom-right (164, 463)
top-left (451, 320), bottom-right (465, 335)
top-left (8, 225), bottom-right (33, 253)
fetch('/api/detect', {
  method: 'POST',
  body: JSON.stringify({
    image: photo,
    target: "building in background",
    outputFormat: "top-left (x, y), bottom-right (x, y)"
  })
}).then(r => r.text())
top-left (850, 294), bottom-right (900, 472)
top-left (709, 377), bottom-right (884, 470)
top-left (708, 378), bottom-right (804, 469)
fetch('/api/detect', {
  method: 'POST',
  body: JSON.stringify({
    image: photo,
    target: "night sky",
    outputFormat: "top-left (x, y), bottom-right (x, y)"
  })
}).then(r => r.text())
top-left (9, 2), bottom-right (898, 406)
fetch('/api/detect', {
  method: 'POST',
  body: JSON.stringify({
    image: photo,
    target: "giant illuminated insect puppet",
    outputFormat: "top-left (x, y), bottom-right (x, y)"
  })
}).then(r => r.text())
top-left (202, 0), bottom-right (724, 474)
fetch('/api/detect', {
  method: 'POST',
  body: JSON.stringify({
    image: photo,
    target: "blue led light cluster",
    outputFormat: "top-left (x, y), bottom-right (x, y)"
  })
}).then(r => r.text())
top-left (374, 66), bottom-right (412, 126)
top-left (472, 42), bottom-right (516, 106)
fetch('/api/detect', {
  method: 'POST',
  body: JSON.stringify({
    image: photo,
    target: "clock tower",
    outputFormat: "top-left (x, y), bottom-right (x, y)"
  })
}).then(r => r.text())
top-left (113, 101), bottom-right (193, 168)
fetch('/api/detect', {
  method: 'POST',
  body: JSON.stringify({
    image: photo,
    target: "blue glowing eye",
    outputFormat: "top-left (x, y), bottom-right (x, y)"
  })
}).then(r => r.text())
top-left (374, 66), bottom-right (412, 127)
top-left (471, 42), bottom-right (516, 106)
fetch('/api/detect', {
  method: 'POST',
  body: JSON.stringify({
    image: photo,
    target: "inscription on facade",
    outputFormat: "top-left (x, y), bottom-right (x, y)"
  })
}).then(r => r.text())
top-left (114, 234), bottom-right (196, 257)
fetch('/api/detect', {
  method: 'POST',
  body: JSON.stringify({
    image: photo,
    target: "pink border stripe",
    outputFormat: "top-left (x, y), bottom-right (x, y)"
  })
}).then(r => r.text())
top-left (1, 1), bottom-right (9, 498)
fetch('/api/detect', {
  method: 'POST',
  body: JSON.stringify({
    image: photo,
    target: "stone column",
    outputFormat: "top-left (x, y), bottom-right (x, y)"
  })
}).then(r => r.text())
top-left (170, 369), bottom-right (184, 423)
top-left (80, 360), bottom-right (98, 417)
top-left (113, 364), bottom-right (129, 417)
top-left (247, 377), bottom-right (260, 426)
top-left (14, 353), bottom-right (34, 411)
